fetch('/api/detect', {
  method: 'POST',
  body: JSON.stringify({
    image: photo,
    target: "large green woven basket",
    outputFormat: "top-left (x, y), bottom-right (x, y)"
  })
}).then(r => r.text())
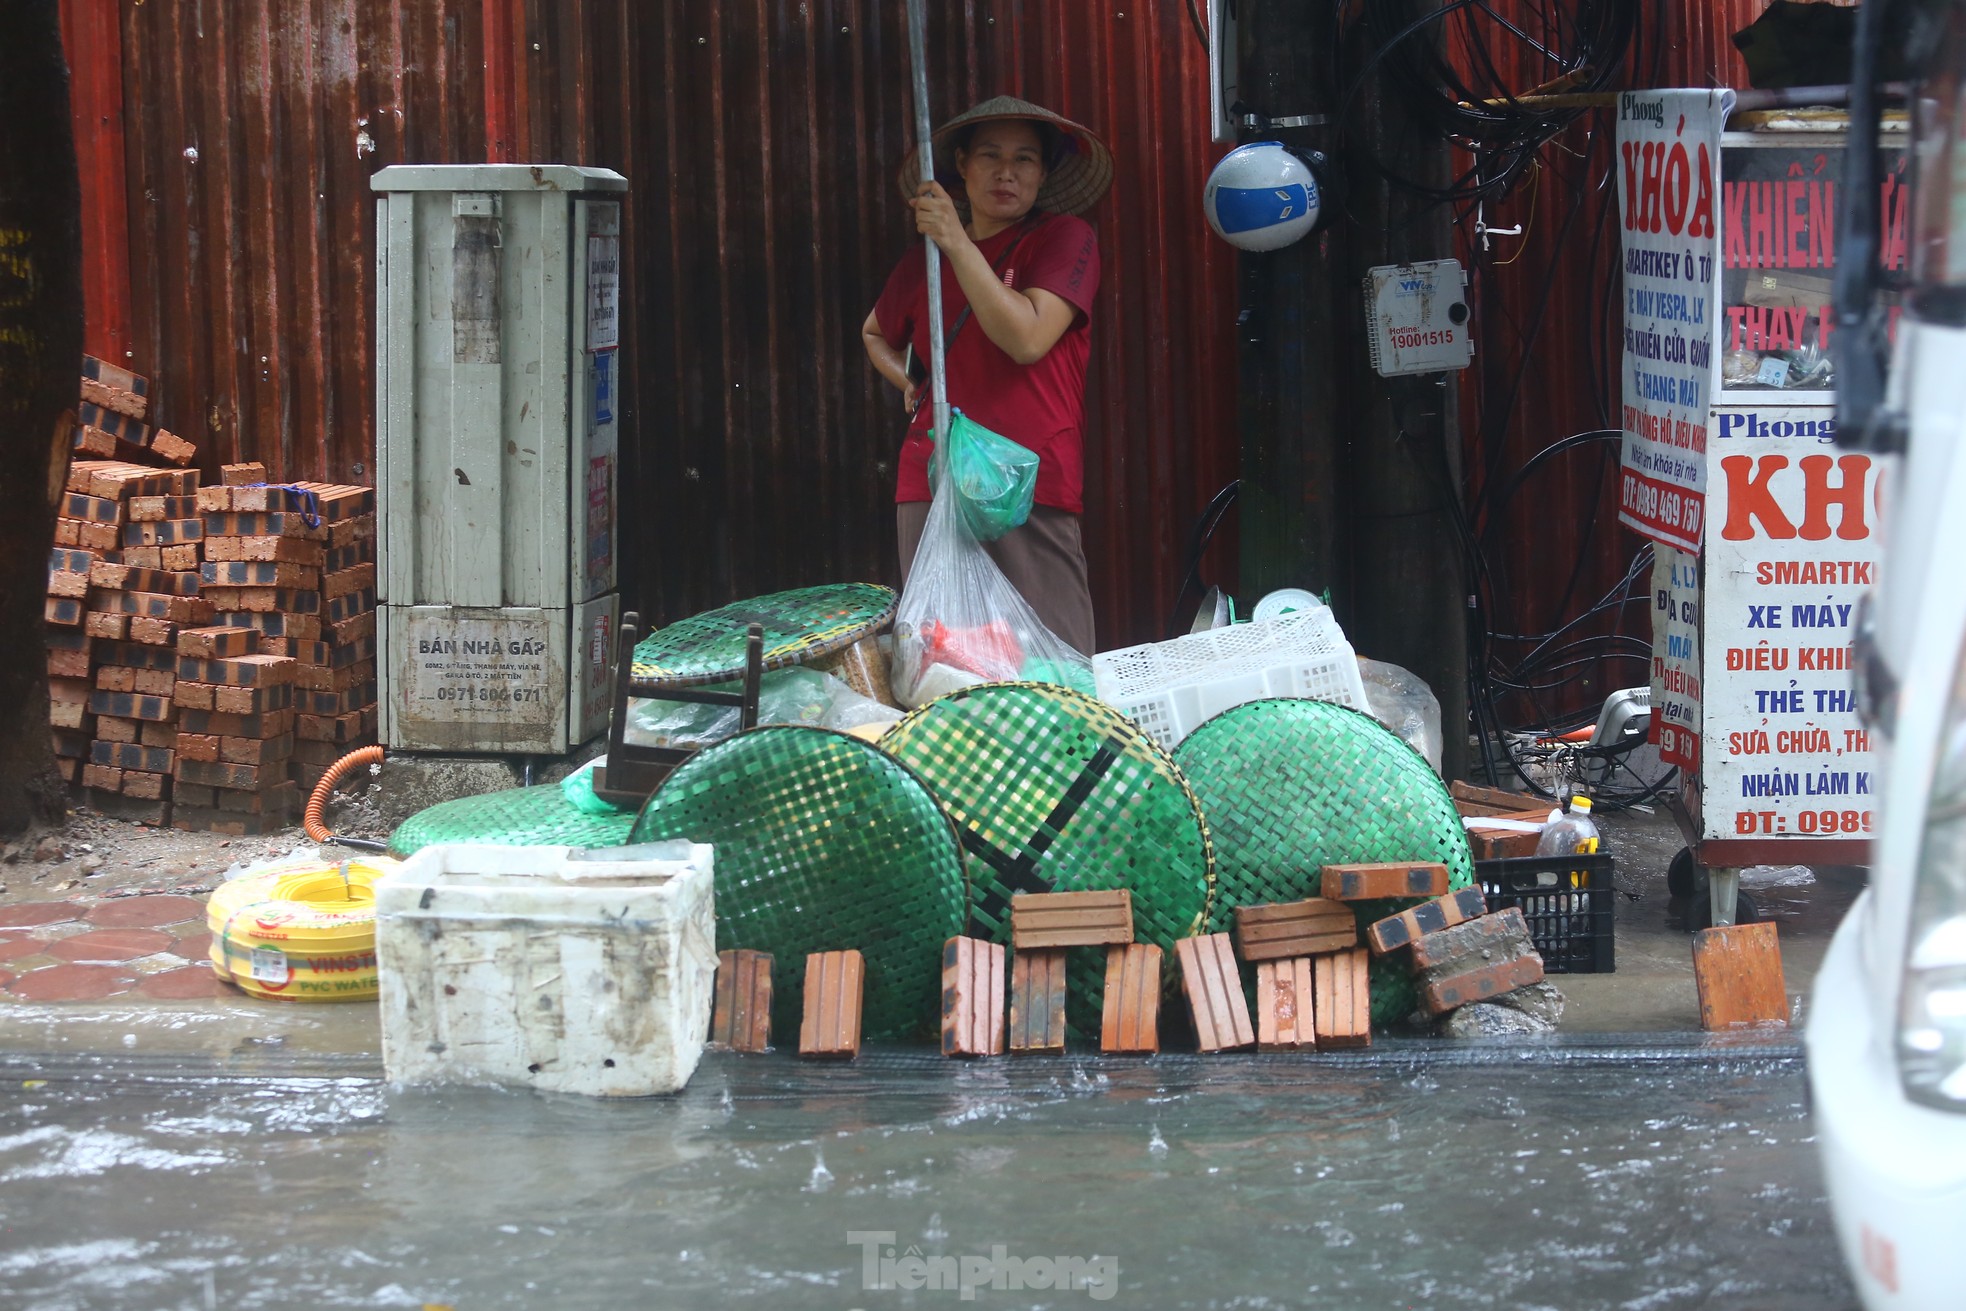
top-left (881, 682), bottom-right (1214, 1037)
top-left (631, 583), bottom-right (897, 687)
top-left (1173, 698), bottom-right (1475, 1027)
top-left (387, 783), bottom-right (638, 858)
top-left (630, 726), bottom-right (967, 1043)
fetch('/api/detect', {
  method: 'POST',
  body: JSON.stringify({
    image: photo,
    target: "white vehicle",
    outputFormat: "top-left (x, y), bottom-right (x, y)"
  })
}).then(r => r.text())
top-left (1808, 2), bottom-right (1966, 1305)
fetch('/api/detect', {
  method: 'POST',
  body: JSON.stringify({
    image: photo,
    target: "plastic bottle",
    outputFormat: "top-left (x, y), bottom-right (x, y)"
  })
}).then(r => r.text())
top-left (1536, 794), bottom-right (1601, 857)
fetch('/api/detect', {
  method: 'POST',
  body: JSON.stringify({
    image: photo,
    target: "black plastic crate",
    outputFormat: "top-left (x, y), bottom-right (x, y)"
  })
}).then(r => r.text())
top-left (1475, 853), bottom-right (1615, 974)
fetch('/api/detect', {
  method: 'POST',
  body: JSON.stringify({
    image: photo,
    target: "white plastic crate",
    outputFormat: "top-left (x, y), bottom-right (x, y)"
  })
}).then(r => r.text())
top-left (1093, 609), bottom-right (1369, 751)
top-left (376, 841), bottom-right (717, 1097)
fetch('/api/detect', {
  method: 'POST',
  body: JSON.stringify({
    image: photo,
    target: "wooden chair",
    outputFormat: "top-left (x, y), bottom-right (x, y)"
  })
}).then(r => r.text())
top-left (589, 611), bottom-right (764, 809)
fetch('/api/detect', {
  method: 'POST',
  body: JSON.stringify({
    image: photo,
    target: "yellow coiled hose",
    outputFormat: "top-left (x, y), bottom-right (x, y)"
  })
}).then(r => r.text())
top-left (207, 858), bottom-right (398, 1002)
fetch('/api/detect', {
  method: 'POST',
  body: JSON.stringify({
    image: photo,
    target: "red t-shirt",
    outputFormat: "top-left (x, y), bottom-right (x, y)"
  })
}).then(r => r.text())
top-left (874, 213), bottom-right (1101, 511)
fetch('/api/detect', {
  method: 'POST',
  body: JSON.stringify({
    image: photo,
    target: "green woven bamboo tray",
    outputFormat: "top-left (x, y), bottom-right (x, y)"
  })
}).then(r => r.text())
top-left (881, 682), bottom-right (1214, 1038)
top-left (1173, 698), bottom-right (1475, 1028)
top-left (629, 726), bottom-right (968, 1043)
top-left (631, 583), bottom-right (897, 687)
top-left (387, 783), bottom-right (638, 859)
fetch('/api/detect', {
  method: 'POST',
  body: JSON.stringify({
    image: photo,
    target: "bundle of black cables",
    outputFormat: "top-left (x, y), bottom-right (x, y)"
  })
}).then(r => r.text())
top-left (1332, 0), bottom-right (1640, 207)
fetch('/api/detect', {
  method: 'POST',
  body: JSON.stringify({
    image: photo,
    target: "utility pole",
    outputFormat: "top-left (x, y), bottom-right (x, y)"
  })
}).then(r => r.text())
top-left (1237, 0), bottom-right (1470, 781)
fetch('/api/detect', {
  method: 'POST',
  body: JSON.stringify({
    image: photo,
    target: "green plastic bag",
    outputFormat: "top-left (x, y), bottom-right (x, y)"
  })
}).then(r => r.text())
top-left (930, 408), bottom-right (1039, 541)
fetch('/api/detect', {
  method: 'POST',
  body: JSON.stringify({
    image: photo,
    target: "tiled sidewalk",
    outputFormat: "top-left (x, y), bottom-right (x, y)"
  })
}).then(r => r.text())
top-left (0, 893), bottom-right (229, 1001)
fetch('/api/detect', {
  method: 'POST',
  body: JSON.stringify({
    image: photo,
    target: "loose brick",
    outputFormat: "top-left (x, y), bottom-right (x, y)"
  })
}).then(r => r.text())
top-left (199, 586), bottom-right (318, 615)
top-left (201, 560), bottom-right (321, 589)
top-left (327, 611), bottom-right (373, 646)
top-left (296, 706), bottom-right (370, 743)
top-left (128, 494), bottom-right (199, 522)
top-left (709, 949), bottom-right (774, 1052)
top-left (173, 758), bottom-right (278, 789)
top-left (203, 511), bottom-right (328, 542)
top-left (138, 721), bottom-right (176, 749)
top-left (195, 484), bottom-right (320, 515)
top-left (61, 491), bottom-right (122, 524)
top-left (90, 741), bottom-right (173, 774)
top-left (95, 716), bottom-right (139, 743)
top-left (326, 588), bottom-right (375, 623)
top-left (71, 423), bottom-right (120, 458)
top-left (118, 546), bottom-right (163, 569)
top-left (49, 700), bottom-right (91, 731)
top-left (95, 665), bottom-right (136, 693)
top-left (97, 640), bottom-right (177, 672)
top-left (121, 518), bottom-right (202, 547)
top-left (798, 949), bottom-right (864, 1059)
top-left (172, 682), bottom-right (215, 711)
top-left (173, 782), bottom-right (217, 808)
top-left (940, 936), bottom-right (1006, 1058)
top-left (1255, 958), bottom-right (1317, 1052)
top-left (326, 541), bottom-right (375, 574)
top-left (87, 691), bottom-right (174, 722)
top-left (160, 544), bottom-right (198, 571)
top-left (220, 462), bottom-right (266, 486)
top-left (1175, 933), bottom-right (1255, 1053)
top-left (265, 638), bottom-right (328, 665)
top-left (1314, 948), bottom-right (1373, 1047)
top-left (1320, 861), bottom-right (1452, 902)
top-left (175, 733), bottom-right (220, 763)
top-left (1234, 898), bottom-right (1358, 962)
top-left (94, 590), bottom-right (213, 624)
top-left (47, 569), bottom-right (90, 599)
top-left (218, 609), bottom-right (322, 639)
top-left (47, 646), bottom-right (92, 679)
top-left (49, 547), bottom-right (96, 574)
top-left (84, 611), bottom-right (130, 641)
top-left (149, 429), bottom-right (197, 467)
top-left (326, 514), bottom-right (375, 550)
top-left (293, 483), bottom-right (376, 520)
top-left (1419, 952), bottom-right (1545, 1017)
top-left (302, 682), bottom-right (377, 716)
top-left (81, 763), bottom-right (124, 791)
top-left (120, 770), bottom-right (171, 801)
top-left (1692, 922), bottom-right (1789, 1031)
top-left (177, 626), bottom-right (259, 659)
top-left (322, 562), bottom-right (376, 600)
top-left (48, 676), bottom-right (92, 706)
top-left (203, 535), bottom-right (326, 566)
top-left (1008, 948), bottom-right (1068, 1055)
top-left (130, 668), bottom-right (175, 698)
top-left (45, 596), bottom-right (83, 627)
top-left (1010, 889), bottom-right (1134, 950)
top-left (46, 626), bottom-right (90, 653)
top-left (81, 355), bottom-right (150, 420)
top-left (219, 732), bottom-right (294, 766)
top-left (175, 654), bottom-right (296, 687)
top-left (1100, 943), bottom-right (1163, 1055)
top-left (76, 521), bottom-right (122, 552)
top-left (1368, 887), bottom-right (1491, 956)
top-left (177, 707), bottom-right (296, 738)
top-left (52, 518), bottom-right (81, 547)
top-left (127, 616), bottom-right (178, 647)
top-left (1407, 907), bottom-right (1536, 973)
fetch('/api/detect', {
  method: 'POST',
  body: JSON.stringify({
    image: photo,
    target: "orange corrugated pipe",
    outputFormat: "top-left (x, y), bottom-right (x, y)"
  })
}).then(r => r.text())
top-left (304, 745), bottom-right (385, 843)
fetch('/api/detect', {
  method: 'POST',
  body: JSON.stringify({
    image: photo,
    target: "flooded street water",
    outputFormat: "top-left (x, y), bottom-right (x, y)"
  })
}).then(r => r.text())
top-left (0, 1041), bottom-right (1849, 1310)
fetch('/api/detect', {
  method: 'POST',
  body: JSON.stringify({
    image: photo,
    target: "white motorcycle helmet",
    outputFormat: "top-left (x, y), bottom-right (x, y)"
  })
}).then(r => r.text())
top-left (1202, 141), bottom-right (1322, 252)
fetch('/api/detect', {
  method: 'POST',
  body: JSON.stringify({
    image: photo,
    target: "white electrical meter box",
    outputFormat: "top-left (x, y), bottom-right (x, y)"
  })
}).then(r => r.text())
top-left (1364, 259), bottom-right (1474, 377)
top-left (372, 164), bottom-right (625, 754)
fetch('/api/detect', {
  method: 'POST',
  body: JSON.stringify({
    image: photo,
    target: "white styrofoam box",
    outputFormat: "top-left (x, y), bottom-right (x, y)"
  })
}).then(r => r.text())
top-left (376, 841), bottom-right (717, 1098)
top-left (1093, 609), bottom-right (1370, 751)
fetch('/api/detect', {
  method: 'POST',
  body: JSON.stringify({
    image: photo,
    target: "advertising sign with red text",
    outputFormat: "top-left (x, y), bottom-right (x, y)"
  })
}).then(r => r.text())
top-left (1616, 89), bottom-right (1732, 552)
top-left (1650, 544), bottom-right (1702, 771)
top-left (1699, 407), bottom-right (1879, 843)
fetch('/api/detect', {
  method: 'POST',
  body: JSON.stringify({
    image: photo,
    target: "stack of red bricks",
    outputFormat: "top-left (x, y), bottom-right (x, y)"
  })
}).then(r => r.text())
top-left (288, 481), bottom-right (379, 793)
top-left (1366, 883), bottom-right (1550, 1023)
top-left (57, 461), bottom-right (212, 824)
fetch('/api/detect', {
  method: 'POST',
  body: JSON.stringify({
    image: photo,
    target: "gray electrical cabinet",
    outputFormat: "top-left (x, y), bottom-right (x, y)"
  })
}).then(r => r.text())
top-left (372, 164), bottom-right (625, 754)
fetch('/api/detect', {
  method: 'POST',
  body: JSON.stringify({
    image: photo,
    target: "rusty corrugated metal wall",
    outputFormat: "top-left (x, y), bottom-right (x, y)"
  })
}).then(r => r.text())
top-left (59, 0), bottom-right (1236, 652)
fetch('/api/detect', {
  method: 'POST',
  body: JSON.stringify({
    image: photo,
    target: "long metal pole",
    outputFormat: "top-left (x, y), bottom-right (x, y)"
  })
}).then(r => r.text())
top-left (906, 0), bottom-right (952, 452)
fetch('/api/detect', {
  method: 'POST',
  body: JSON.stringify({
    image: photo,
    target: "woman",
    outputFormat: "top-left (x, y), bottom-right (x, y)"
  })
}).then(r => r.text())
top-left (861, 95), bottom-right (1111, 656)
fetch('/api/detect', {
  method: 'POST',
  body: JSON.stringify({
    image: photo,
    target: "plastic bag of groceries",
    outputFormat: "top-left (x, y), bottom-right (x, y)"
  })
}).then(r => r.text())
top-left (890, 421), bottom-right (1092, 709)
top-left (929, 409), bottom-right (1040, 542)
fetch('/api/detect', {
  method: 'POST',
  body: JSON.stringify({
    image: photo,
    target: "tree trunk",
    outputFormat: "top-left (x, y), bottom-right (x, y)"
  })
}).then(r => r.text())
top-left (0, 0), bottom-right (81, 832)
